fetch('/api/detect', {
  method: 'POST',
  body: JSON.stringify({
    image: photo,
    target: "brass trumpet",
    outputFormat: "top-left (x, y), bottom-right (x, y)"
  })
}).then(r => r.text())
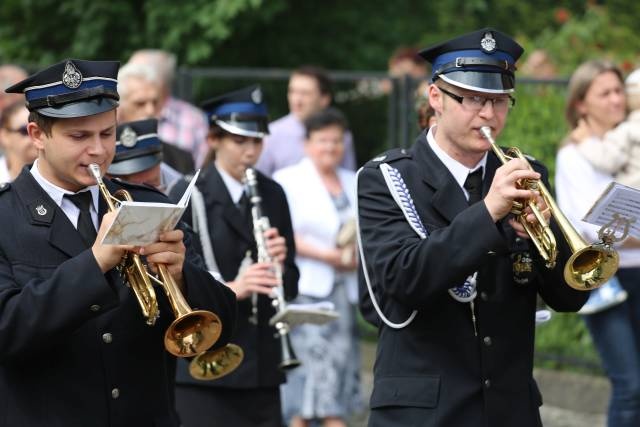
top-left (88, 164), bottom-right (222, 357)
top-left (189, 343), bottom-right (244, 381)
top-left (479, 127), bottom-right (619, 290)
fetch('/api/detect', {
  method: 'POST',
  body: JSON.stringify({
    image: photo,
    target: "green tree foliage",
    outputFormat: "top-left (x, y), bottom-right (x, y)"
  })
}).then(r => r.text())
top-left (0, 0), bottom-right (277, 65)
top-left (524, 5), bottom-right (640, 76)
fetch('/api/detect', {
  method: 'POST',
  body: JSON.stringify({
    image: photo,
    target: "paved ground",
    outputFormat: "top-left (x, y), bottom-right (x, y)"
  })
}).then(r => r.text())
top-left (352, 342), bottom-right (608, 427)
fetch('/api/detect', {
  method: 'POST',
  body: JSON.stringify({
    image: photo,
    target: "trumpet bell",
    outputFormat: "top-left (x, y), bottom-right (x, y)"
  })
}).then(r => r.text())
top-left (164, 310), bottom-right (222, 357)
top-left (189, 344), bottom-right (244, 380)
top-left (565, 245), bottom-right (620, 290)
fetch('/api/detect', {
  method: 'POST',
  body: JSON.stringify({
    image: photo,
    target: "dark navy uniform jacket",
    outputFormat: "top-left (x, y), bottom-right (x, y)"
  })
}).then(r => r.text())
top-left (0, 168), bottom-right (237, 427)
top-left (169, 164), bottom-right (299, 390)
top-left (358, 132), bottom-right (588, 427)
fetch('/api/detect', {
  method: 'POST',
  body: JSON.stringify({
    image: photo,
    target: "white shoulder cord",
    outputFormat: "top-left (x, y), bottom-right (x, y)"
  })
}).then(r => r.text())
top-left (356, 165), bottom-right (418, 329)
top-left (190, 185), bottom-right (224, 282)
top-left (356, 163), bottom-right (478, 330)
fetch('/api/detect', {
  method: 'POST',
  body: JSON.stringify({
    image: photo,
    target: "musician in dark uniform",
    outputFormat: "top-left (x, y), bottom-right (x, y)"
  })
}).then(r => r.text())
top-left (357, 29), bottom-right (589, 427)
top-left (107, 118), bottom-right (183, 194)
top-left (168, 85), bottom-right (299, 427)
top-left (0, 59), bottom-right (237, 427)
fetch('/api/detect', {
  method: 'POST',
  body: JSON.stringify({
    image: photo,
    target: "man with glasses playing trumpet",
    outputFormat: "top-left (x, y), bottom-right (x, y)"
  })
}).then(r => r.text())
top-left (0, 59), bottom-right (237, 427)
top-left (357, 29), bottom-right (593, 427)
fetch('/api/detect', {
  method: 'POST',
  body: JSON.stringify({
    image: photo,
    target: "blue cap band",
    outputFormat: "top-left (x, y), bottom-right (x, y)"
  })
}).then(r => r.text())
top-left (209, 102), bottom-right (268, 119)
top-left (115, 134), bottom-right (159, 153)
top-left (431, 49), bottom-right (515, 80)
top-left (25, 78), bottom-right (118, 103)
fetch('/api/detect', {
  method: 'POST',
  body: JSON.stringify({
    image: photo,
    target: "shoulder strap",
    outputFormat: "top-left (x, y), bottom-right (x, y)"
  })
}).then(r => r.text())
top-left (357, 163), bottom-right (479, 329)
top-left (356, 165), bottom-right (418, 329)
top-left (190, 185), bottom-right (222, 280)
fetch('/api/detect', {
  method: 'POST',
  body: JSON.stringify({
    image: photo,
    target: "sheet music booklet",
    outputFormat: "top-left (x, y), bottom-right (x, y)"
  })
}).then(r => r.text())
top-left (101, 170), bottom-right (200, 246)
top-left (270, 301), bottom-right (339, 328)
top-left (582, 181), bottom-right (640, 239)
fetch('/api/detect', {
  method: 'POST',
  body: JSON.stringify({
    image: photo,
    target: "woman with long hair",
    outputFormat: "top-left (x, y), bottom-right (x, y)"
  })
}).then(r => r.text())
top-left (556, 59), bottom-right (640, 427)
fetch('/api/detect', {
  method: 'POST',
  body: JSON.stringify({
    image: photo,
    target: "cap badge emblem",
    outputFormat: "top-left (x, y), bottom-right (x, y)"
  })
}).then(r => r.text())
top-left (35, 204), bottom-right (47, 216)
top-left (62, 61), bottom-right (83, 89)
top-left (120, 126), bottom-right (138, 148)
top-left (480, 32), bottom-right (497, 53)
top-left (251, 88), bottom-right (262, 104)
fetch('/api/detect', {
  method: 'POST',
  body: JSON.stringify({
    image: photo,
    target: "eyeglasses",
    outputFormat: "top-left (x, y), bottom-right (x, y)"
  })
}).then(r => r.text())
top-left (438, 86), bottom-right (515, 112)
top-left (5, 125), bottom-right (28, 136)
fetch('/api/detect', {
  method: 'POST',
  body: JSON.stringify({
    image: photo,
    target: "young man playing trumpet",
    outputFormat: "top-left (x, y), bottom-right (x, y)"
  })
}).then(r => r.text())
top-left (357, 29), bottom-right (589, 427)
top-left (0, 59), bottom-right (236, 427)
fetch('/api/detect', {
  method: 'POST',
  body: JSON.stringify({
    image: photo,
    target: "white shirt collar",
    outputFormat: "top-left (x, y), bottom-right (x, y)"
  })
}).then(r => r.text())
top-left (215, 162), bottom-right (245, 204)
top-left (426, 125), bottom-right (487, 191)
top-left (29, 159), bottom-right (99, 210)
top-left (0, 156), bottom-right (10, 184)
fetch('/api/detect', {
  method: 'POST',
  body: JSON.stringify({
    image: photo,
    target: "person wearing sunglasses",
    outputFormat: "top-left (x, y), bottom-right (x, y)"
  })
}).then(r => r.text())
top-left (0, 100), bottom-right (37, 183)
top-left (357, 28), bottom-right (588, 427)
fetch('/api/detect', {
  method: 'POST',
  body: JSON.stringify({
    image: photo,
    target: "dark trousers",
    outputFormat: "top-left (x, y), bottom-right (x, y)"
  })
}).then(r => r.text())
top-left (583, 267), bottom-right (640, 427)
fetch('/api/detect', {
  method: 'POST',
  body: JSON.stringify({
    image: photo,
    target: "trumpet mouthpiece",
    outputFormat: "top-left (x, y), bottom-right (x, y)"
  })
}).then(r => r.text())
top-left (480, 126), bottom-right (493, 141)
top-left (88, 163), bottom-right (101, 178)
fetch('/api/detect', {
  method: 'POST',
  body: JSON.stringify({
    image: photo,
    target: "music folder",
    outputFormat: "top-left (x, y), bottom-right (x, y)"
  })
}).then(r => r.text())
top-left (101, 170), bottom-right (200, 246)
top-left (582, 181), bottom-right (640, 239)
top-left (269, 301), bottom-right (339, 328)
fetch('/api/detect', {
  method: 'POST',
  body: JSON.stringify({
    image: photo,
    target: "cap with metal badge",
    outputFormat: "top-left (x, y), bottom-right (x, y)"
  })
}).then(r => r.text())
top-left (419, 28), bottom-right (524, 94)
top-left (201, 85), bottom-right (269, 138)
top-left (108, 118), bottom-right (162, 176)
top-left (5, 59), bottom-right (119, 118)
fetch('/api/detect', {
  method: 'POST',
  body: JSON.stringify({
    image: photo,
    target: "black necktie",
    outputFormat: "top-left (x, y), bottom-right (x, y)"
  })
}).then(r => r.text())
top-left (65, 192), bottom-right (97, 246)
top-left (464, 168), bottom-right (484, 205)
top-left (237, 191), bottom-right (250, 216)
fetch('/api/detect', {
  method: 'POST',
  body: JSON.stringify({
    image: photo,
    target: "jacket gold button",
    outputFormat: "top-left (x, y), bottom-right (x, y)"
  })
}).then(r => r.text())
top-left (483, 336), bottom-right (492, 346)
top-left (111, 388), bottom-right (120, 399)
top-left (102, 333), bottom-right (113, 344)
top-left (90, 304), bottom-right (101, 312)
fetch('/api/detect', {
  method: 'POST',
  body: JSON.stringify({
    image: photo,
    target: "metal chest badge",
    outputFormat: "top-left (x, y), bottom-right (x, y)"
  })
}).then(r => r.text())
top-left (251, 87), bottom-right (262, 104)
top-left (62, 61), bottom-right (83, 89)
top-left (120, 126), bottom-right (138, 148)
top-left (480, 32), bottom-right (497, 53)
top-left (35, 204), bottom-right (47, 216)
top-left (511, 251), bottom-right (534, 285)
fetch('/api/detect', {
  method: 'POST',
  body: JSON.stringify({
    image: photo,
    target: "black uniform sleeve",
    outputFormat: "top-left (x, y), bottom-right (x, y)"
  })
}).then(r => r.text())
top-left (272, 184), bottom-right (299, 302)
top-left (0, 248), bottom-right (119, 362)
top-left (357, 165), bottom-right (504, 311)
top-left (529, 162), bottom-right (588, 312)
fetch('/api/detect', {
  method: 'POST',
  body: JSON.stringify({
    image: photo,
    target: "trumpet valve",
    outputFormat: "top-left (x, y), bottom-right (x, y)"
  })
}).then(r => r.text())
top-left (511, 200), bottom-right (524, 215)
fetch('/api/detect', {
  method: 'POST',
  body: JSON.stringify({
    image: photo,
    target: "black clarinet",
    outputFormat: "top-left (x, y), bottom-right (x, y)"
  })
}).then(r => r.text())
top-left (245, 168), bottom-right (301, 370)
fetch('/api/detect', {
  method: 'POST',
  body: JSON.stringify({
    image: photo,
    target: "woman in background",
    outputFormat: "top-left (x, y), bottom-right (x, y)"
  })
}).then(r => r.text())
top-left (555, 59), bottom-right (640, 427)
top-left (275, 107), bottom-right (363, 427)
top-left (0, 101), bottom-right (37, 183)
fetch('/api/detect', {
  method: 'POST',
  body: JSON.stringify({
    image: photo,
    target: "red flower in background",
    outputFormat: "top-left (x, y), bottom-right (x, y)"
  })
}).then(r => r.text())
top-left (621, 60), bottom-right (634, 73)
top-left (555, 8), bottom-right (570, 24)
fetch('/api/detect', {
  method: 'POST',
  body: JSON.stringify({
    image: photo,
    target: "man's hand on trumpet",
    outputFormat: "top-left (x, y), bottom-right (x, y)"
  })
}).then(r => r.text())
top-left (139, 229), bottom-right (186, 286)
top-left (484, 159), bottom-right (541, 217)
top-left (92, 210), bottom-right (133, 273)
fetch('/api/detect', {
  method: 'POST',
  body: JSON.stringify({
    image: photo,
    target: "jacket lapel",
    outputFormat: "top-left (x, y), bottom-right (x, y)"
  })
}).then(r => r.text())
top-left (12, 169), bottom-right (87, 257)
top-left (414, 136), bottom-right (470, 223)
top-left (200, 166), bottom-right (253, 244)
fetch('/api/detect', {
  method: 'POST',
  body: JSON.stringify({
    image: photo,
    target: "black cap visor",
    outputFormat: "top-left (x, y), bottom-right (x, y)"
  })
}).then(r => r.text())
top-left (216, 118), bottom-right (269, 139)
top-left (36, 97), bottom-right (119, 119)
top-left (108, 152), bottom-right (162, 176)
top-left (438, 71), bottom-right (515, 94)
